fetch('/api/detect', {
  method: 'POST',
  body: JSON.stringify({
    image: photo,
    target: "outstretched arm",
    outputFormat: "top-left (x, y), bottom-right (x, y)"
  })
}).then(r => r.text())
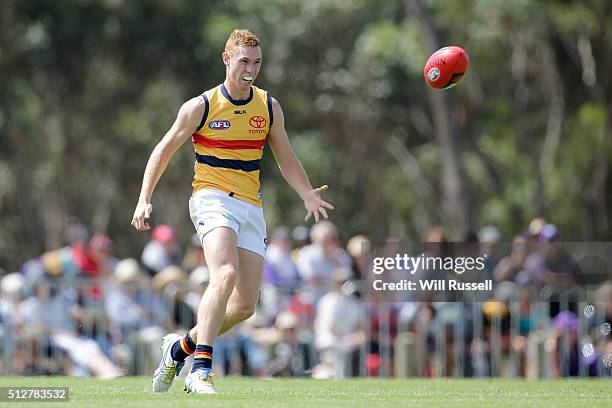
top-left (267, 97), bottom-right (334, 223)
top-left (131, 97), bottom-right (204, 230)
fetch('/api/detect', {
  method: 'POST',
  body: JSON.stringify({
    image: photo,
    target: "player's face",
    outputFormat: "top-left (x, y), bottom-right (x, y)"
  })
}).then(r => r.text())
top-left (223, 45), bottom-right (262, 91)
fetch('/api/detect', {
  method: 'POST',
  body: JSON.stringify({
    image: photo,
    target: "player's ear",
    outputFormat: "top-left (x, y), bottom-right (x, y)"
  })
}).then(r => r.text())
top-left (222, 51), bottom-right (230, 67)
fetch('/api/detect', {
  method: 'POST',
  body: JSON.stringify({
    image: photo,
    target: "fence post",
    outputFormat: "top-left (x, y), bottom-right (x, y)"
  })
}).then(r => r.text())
top-left (526, 329), bottom-right (546, 379)
top-left (394, 332), bottom-right (418, 377)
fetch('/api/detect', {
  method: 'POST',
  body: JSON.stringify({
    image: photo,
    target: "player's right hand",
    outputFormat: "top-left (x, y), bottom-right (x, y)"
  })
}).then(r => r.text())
top-left (131, 200), bottom-right (153, 230)
top-left (303, 185), bottom-right (334, 223)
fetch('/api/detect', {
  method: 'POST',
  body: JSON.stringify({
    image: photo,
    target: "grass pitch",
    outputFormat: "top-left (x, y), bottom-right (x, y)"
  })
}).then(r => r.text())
top-left (1, 376), bottom-right (610, 407)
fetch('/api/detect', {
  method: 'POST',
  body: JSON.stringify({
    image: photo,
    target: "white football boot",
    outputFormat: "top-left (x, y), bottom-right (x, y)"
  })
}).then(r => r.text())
top-left (184, 369), bottom-right (216, 394)
top-left (151, 333), bottom-right (184, 392)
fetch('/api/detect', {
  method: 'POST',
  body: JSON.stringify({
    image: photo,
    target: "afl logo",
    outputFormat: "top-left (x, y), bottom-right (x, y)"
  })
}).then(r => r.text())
top-left (427, 67), bottom-right (441, 82)
top-left (249, 116), bottom-right (267, 128)
top-left (209, 120), bottom-right (231, 130)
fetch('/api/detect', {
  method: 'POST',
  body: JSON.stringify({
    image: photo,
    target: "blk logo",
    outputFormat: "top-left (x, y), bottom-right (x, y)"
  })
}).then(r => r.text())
top-left (235, 110), bottom-right (247, 115)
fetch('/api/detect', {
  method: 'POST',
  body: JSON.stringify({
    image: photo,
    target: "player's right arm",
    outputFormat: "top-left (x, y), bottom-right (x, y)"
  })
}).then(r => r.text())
top-left (131, 97), bottom-right (204, 230)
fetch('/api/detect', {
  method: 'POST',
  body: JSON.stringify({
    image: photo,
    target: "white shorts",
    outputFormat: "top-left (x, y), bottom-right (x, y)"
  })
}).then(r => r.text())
top-left (189, 189), bottom-right (267, 258)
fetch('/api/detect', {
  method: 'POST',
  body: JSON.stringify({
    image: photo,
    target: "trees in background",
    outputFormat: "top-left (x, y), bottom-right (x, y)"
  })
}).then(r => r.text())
top-left (0, 0), bottom-right (610, 270)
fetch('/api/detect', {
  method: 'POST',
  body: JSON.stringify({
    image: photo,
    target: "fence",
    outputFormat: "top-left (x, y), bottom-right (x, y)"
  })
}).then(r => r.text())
top-left (1, 278), bottom-right (611, 378)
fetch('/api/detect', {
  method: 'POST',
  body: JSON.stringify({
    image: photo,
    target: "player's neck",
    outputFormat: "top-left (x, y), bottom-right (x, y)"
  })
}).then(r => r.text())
top-left (223, 79), bottom-right (251, 100)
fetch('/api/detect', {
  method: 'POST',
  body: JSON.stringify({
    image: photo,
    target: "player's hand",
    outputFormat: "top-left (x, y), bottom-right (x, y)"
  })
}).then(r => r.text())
top-left (303, 185), bottom-right (334, 223)
top-left (131, 200), bottom-right (153, 230)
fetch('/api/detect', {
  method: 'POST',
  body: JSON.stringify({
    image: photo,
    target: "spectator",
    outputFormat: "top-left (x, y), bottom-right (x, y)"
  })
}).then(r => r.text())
top-left (0, 272), bottom-right (25, 331)
top-left (313, 268), bottom-right (366, 379)
top-left (346, 234), bottom-right (370, 280)
top-left (523, 225), bottom-right (579, 288)
top-left (290, 225), bottom-right (310, 261)
top-left (105, 259), bottom-right (150, 341)
top-left (185, 265), bottom-right (209, 314)
top-left (213, 313), bottom-right (268, 377)
top-left (285, 287), bottom-right (317, 360)
top-left (494, 235), bottom-right (529, 282)
top-left (141, 224), bottom-right (179, 276)
top-left (1, 272), bottom-right (28, 374)
top-left (297, 221), bottom-right (351, 304)
top-left (75, 234), bottom-right (117, 335)
top-left (20, 226), bottom-right (116, 287)
top-left (19, 274), bottom-right (122, 378)
top-left (105, 258), bottom-right (166, 374)
top-left (88, 234), bottom-right (117, 278)
top-left (152, 265), bottom-right (194, 332)
top-left (478, 225), bottom-right (502, 267)
top-left (548, 311), bottom-right (598, 377)
top-left (262, 226), bottom-right (301, 322)
top-left (64, 224), bottom-right (98, 278)
top-left (528, 217), bottom-right (547, 240)
top-left (263, 311), bottom-right (308, 377)
top-left (182, 233), bottom-right (206, 273)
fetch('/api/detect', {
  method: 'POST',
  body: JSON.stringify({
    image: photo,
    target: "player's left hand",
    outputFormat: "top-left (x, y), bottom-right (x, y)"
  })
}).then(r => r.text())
top-left (131, 200), bottom-right (153, 230)
top-left (303, 185), bottom-right (334, 223)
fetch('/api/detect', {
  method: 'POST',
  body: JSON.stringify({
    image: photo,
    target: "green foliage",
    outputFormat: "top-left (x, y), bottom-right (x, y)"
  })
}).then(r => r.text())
top-left (1, 0), bottom-right (611, 270)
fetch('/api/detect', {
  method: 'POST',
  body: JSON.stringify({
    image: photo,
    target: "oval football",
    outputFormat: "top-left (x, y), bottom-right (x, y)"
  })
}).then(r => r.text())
top-left (424, 46), bottom-right (469, 89)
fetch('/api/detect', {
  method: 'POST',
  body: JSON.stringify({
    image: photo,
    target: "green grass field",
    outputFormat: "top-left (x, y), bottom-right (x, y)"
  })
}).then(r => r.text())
top-left (0, 376), bottom-right (610, 407)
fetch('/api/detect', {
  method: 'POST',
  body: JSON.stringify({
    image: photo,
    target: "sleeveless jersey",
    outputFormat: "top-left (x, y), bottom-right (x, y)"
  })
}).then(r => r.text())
top-left (192, 84), bottom-right (273, 207)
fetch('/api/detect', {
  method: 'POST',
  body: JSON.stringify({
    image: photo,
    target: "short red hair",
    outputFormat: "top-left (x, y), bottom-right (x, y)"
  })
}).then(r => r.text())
top-left (225, 29), bottom-right (261, 54)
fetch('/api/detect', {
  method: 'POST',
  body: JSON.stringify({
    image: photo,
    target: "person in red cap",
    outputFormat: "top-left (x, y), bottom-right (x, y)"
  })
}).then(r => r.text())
top-left (141, 224), bottom-right (179, 276)
top-left (89, 233), bottom-right (116, 278)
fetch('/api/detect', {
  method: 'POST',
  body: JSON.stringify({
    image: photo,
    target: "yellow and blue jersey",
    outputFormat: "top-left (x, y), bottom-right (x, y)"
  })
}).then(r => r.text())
top-left (192, 84), bottom-right (273, 207)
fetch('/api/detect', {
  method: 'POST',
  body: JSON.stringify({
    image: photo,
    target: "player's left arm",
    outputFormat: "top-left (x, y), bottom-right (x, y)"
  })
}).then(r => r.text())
top-left (267, 97), bottom-right (334, 223)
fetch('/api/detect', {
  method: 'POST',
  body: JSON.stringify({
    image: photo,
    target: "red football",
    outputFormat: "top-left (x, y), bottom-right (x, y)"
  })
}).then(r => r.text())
top-left (423, 46), bottom-right (469, 89)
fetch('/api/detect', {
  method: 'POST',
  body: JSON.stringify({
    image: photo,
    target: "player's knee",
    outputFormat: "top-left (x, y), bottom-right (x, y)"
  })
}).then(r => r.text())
top-left (210, 264), bottom-right (238, 291)
top-left (234, 304), bottom-right (256, 322)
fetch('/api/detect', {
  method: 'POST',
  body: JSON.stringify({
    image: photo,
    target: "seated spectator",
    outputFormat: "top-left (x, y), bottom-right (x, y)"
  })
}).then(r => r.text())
top-left (263, 311), bottom-right (308, 377)
top-left (213, 313), bottom-right (268, 377)
top-left (19, 274), bottom-right (122, 378)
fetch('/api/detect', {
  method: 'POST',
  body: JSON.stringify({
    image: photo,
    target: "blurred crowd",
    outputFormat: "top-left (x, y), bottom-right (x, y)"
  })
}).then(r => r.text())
top-left (1, 218), bottom-right (611, 379)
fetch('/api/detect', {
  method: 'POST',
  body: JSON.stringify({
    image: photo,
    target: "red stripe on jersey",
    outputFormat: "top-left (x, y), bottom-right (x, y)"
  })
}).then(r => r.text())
top-left (192, 134), bottom-right (266, 150)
